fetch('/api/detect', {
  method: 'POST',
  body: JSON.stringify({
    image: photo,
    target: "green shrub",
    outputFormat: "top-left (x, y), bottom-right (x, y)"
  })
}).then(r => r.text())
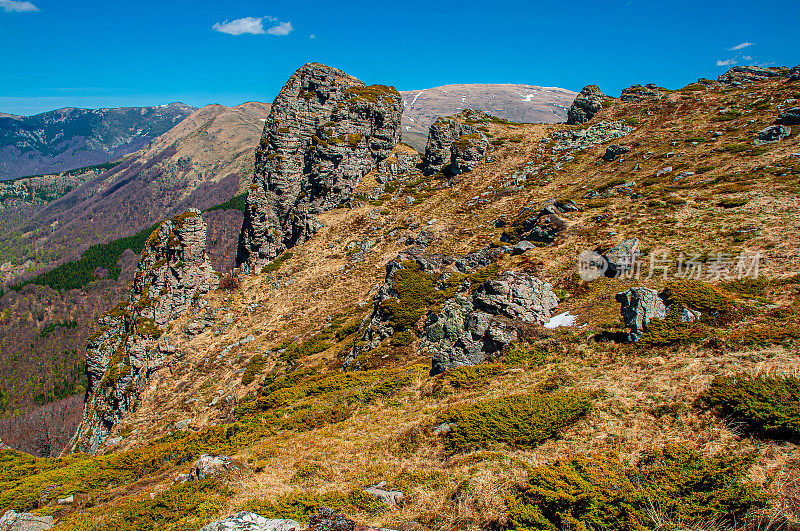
top-left (262, 251), bottom-right (293, 274)
top-left (507, 444), bottom-right (769, 531)
top-left (440, 363), bottom-right (505, 389)
top-left (442, 390), bottom-right (594, 452)
top-left (242, 354), bottom-right (266, 385)
top-left (718, 197), bottom-right (749, 208)
top-left (699, 374), bottom-right (800, 438)
top-left (242, 488), bottom-right (384, 522)
top-left (380, 261), bottom-right (448, 329)
top-left (660, 280), bottom-right (734, 323)
top-left (503, 342), bottom-right (547, 366)
top-left (390, 330), bottom-right (416, 347)
top-left (638, 306), bottom-right (706, 346)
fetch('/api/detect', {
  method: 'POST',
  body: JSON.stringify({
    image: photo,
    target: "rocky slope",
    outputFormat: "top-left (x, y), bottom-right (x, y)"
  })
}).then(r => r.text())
top-left (0, 103), bottom-right (195, 180)
top-left (69, 209), bottom-right (218, 454)
top-left (236, 63), bottom-right (403, 272)
top-left (3, 65), bottom-right (800, 531)
top-left (400, 84), bottom-right (576, 150)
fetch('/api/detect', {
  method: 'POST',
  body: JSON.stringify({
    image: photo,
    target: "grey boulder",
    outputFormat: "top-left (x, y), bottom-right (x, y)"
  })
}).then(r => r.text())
top-left (190, 454), bottom-right (236, 481)
top-left (776, 107), bottom-right (800, 126)
top-left (603, 238), bottom-right (640, 277)
top-left (754, 125), bottom-right (791, 145)
top-left (616, 287), bottom-right (666, 342)
top-left (0, 511), bottom-right (53, 531)
top-left (603, 145), bottom-right (629, 162)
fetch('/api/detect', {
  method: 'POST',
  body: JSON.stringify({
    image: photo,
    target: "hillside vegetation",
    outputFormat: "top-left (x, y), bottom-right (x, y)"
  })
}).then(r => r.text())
top-left (3, 70), bottom-right (800, 531)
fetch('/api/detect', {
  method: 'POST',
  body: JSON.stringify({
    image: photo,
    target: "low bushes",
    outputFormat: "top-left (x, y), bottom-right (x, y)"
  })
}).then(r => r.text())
top-left (442, 390), bottom-right (595, 452)
top-left (699, 374), bottom-right (800, 439)
top-left (506, 444), bottom-right (769, 531)
top-left (242, 488), bottom-right (384, 522)
top-left (241, 354), bottom-right (266, 385)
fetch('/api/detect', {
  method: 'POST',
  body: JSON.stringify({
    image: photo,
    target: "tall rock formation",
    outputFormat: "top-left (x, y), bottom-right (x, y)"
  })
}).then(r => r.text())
top-left (566, 85), bottom-right (607, 125)
top-left (236, 63), bottom-right (403, 273)
top-left (68, 209), bottom-right (218, 454)
top-left (421, 110), bottom-right (489, 177)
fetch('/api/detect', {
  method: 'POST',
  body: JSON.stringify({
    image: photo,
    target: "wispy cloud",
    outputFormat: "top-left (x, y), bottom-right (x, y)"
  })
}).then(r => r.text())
top-left (729, 41), bottom-right (753, 51)
top-left (309, 34), bottom-right (317, 39)
top-left (213, 16), bottom-right (293, 36)
top-left (0, 0), bottom-right (39, 13)
top-left (742, 55), bottom-right (752, 61)
top-left (266, 21), bottom-right (293, 36)
top-left (716, 59), bottom-right (737, 66)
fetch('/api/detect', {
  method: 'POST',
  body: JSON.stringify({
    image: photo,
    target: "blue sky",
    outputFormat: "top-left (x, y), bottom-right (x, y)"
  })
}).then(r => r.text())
top-left (1, 0), bottom-right (798, 116)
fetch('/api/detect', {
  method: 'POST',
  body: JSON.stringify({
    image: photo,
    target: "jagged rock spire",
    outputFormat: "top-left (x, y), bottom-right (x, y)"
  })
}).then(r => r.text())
top-left (236, 62), bottom-right (403, 273)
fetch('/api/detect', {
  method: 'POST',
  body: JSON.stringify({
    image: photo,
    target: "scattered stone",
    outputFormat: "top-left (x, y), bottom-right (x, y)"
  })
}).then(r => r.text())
top-left (174, 419), bottom-right (191, 430)
top-left (308, 507), bottom-right (355, 531)
top-left (602, 144), bottom-right (629, 161)
top-left (656, 166), bottom-right (672, 177)
top-left (777, 107), bottom-right (800, 125)
top-left (0, 511), bottom-right (53, 531)
top-left (754, 124), bottom-right (791, 145)
top-left (566, 85), bottom-right (607, 125)
top-left (718, 65), bottom-right (791, 85)
top-left (552, 121), bottom-right (634, 151)
top-left (674, 171), bottom-right (695, 181)
top-left (616, 287), bottom-right (667, 342)
top-left (512, 240), bottom-right (536, 255)
top-left (103, 436), bottom-right (122, 447)
top-left (364, 482), bottom-right (404, 506)
top-left (189, 454), bottom-right (236, 481)
top-left (56, 495), bottom-right (74, 505)
top-left (199, 512), bottom-right (299, 531)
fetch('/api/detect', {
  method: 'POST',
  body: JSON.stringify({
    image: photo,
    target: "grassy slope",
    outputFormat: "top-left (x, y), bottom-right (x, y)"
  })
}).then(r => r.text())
top-left (3, 76), bottom-right (800, 530)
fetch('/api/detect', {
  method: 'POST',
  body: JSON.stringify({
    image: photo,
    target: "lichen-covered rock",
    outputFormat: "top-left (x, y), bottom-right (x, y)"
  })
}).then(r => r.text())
top-left (566, 85), bottom-right (607, 125)
top-left (199, 512), bottom-right (299, 531)
top-left (620, 84), bottom-right (661, 102)
top-left (363, 482), bottom-right (404, 506)
top-left (189, 454), bottom-right (237, 481)
top-left (0, 511), bottom-right (53, 531)
top-left (777, 107), bottom-right (800, 126)
top-left (717, 65), bottom-right (793, 85)
top-left (69, 209), bottom-right (217, 454)
top-left (603, 144), bottom-right (629, 162)
top-left (616, 287), bottom-right (666, 342)
top-left (422, 110), bottom-right (489, 176)
top-left (343, 248), bottom-right (506, 370)
top-left (552, 121), bottom-right (633, 151)
top-left (236, 63), bottom-right (403, 273)
top-left (424, 272), bottom-right (558, 375)
top-left (308, 508), bottom-right (355, 531)
top-left (603, 238), bottom-right (640, 277)
top-left (754, 124), bottom-right (791, 145)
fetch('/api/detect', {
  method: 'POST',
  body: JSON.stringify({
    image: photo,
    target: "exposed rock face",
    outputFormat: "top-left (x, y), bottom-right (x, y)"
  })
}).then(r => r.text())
top-left (620, 84), bottom-right (661, 102)
top-left (421, 110), bottom-right (489, 176)
top-left (500, 201), bottom-right (580, 246)
top-left (69, 209), bottom-right (218, 454)
top-left (427, 273), bottom-right (558, 374)
top-left (717, 65), bottom-right (796, 85)
top-left (308, 508), bottom-right (355, 531)
top-left (190, 454), bottom-right (237, 481)
top-left (0, 511), bottom-right (53, 531)
top-left (603, 238), bottom-right (640, 277)
top-left (199, 513), bottom-right (299, 531)
top-left (566, 85), bottom-right (607, 125)
top-left (754, 125), bottom-right (791, 145)
top-left (616, 287), bottom-right (666, 342)
top-left (777, 107), bottom-right (800, 126)
top-left (236, 63), bottom-right (403, 273)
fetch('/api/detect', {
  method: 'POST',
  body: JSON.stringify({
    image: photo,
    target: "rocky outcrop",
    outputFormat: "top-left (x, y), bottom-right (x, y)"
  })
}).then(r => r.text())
top-left (500, 200), bottom-right (580, 245)
top-left (620, 84), bottom-right (661, 102)
top-left (426, 272), bottom-right (558, 374)
top-left (69, 209), bottom-right (218, 454)
top-left (236, 63), bottom-right (403, 273)
top-left (189, 454), bottom-right (237, 481)
top-left (616, 287), bottom-right (666, 342)
top-left (603, 145), bottom-right (629, 162)
top-left (754, 125), bottom-right (791, 145)
top-left (717, 65), bottom-right (798, 85)
top-left (552, 121), bottom-right (634, 152)
top-left (200, 513), bottom-right (299, 531)
top-left (566, 85), bottom-right (607, 125)
top-left (603, 238), bottom-right (640, 277)
top-left (0, 511), bottom-right (53, 531)
top-left (421, 110), bottom-right (489, 176)
top-left (777, 107), bottom-right (800, 126)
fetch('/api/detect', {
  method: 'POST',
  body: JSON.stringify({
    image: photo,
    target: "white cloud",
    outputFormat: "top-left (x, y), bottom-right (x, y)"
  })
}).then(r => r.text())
top-left (213, 17), bottom-right (266, 35)
top-left (742, 55), bottom-right (753, 61)
top-left (729, 41), bottom-right (753, 51)
top-left (213, 16), bottom-right (292, 36)
top-left (716, 59), bottom-right (737, 66)
top-left (266, 21), bottom-right (293, 36)
top-left (309, 33), bottom-right (316, 39)
top-left (0, 0), bottom-right (39, 12)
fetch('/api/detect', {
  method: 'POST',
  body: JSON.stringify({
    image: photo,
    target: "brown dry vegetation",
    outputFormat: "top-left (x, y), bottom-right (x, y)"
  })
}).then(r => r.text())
top-left (4, 76), bottom-right (800, 530)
